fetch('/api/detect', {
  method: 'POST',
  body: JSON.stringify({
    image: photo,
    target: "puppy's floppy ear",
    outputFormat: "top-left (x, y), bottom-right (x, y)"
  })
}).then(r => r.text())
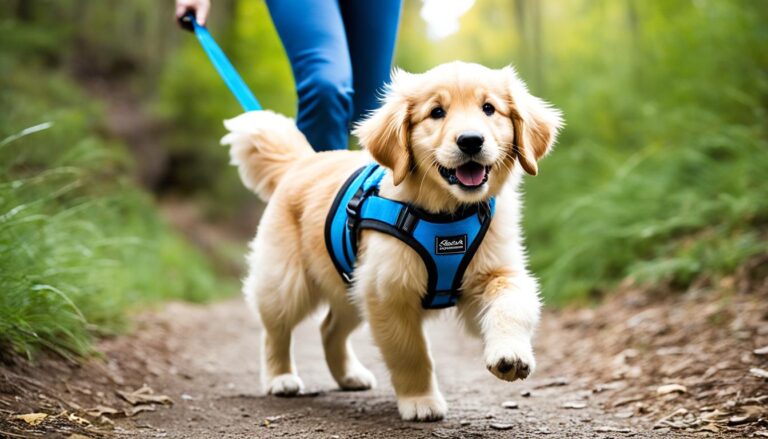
top-left (504, 66), bottom-right (563, 176)
top-left (354, 69), bottom-right (413, 186)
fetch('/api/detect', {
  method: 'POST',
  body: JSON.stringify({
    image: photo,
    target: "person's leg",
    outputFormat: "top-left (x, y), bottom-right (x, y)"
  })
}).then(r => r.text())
top-left (266, 0), bottom-right (353, 151)
top-left (339, 0), bottom-right (403, 124)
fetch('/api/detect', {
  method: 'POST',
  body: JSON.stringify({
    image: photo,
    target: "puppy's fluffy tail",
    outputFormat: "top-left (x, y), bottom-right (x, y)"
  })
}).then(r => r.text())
top-left (221, 111), bottom-right (314, 201)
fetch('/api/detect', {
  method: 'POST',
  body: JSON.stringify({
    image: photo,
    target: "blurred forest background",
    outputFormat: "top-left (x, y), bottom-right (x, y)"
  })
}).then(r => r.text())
top-left (1, 0), bottom-right (766, 358)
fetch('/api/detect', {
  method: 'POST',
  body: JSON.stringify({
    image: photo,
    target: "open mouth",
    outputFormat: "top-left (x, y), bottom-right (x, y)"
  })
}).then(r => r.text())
top-left (438, 162), bottom-right (490, 190)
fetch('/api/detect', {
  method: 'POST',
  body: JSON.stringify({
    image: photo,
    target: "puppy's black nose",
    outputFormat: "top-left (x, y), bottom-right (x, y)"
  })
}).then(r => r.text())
top-left (456, 131), bottom-right (484, 155)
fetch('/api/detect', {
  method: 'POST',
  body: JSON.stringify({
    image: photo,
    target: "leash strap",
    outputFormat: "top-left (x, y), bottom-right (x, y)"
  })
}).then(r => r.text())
top-left (179, 11), bottom-right (262, 111)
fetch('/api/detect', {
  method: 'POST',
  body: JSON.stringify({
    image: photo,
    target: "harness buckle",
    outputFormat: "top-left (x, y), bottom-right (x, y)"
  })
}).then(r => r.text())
top-left (346, 188), bottom-right (365, 230)
top-left (395, 206), bottom-right (419, 234)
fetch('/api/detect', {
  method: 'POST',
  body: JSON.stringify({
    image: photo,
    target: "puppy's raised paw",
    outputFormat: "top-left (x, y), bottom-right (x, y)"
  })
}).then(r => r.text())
top-left (397, 394), bottom-right (447, 422)
top-left (338, 365), bottom-right (377, 391)
top-left (267, 373), bottom-right (304, 397)
top-left (485, 341), bottom-right (536, 382)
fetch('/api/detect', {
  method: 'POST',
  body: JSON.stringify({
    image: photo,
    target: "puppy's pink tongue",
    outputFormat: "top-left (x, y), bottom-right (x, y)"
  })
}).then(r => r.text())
top-left (455, 162), bottom-right (486, 186)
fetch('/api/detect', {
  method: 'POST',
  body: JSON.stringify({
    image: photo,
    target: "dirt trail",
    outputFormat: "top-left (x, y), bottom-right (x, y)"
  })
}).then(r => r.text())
top-left (2, 274), bottom-right (767, 438)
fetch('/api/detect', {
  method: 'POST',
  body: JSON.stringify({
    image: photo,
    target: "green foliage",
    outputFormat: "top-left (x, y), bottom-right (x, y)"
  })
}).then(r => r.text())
top-left (0, 51), bottom-right (225, 359)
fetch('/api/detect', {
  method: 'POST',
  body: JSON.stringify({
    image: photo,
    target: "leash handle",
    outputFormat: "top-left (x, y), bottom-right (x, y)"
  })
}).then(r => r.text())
top-left (178, 11), bottom-right (262, 111)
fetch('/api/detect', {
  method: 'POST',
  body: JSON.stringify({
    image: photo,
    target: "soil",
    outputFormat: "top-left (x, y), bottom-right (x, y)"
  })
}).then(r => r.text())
top-left (1, 265), bottom-right (767, 438)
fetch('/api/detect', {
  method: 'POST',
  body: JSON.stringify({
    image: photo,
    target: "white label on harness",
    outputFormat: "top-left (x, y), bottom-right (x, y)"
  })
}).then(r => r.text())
top-left (435, 234), bottom-right (467, 255)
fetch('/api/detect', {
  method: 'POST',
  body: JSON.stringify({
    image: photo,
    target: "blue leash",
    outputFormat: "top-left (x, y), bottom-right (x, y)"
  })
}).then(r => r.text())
top-left (179, 11), bottom-right (262, 111)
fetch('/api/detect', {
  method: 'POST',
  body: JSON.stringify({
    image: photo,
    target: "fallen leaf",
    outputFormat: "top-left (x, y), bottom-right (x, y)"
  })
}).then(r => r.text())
top-left (697, 423), bottom-right (720, 433)
top-left (700, 409), bottom-right (730, 423)
top-left (612, 395), bottom-right (644, 407)
top-left (124, 404), bottom-right (156, 417)
top-left (728, 405), bottom-right (764, 426)
top-left (750, 367), bottom-right (768, 379)
top-left (84, 405), bottom-right (119, 417)
top-left (501, 400), bottom-right (518, 409)
top-left (744, 395), bottom-right (768, 404)
top-left (561, 401), bottom-right (587, 409)
top-left (14, 413), bottom-right (48, 425)
top-left (117, 384), bottom-right (173, 405)
top-left (653, 408), bottom-right (688, 429)
top-left (656, 384), bottom-right (686, 395)
top-left (67, 413), bottom-right (91, 426)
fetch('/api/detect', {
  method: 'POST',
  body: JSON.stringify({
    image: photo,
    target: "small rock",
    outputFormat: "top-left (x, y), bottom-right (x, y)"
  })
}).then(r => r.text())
top-left (561, 401), bottom-right (587, 409)
top-left (459, 420), bottom-right (471, 427)
top-left (753, 346), bottom-right (768, 355)
top-left (656, 384), bottom-right (686, 395)
top-left (489, 423), bottom-right (514, 430)
top-left (501, 401), bottom-right (519, 409)
top-left (484, 413), bottom-right (495, 419)
top-left (750, 367), bottom-right (768, 379)
top-left (520, 390), bottom-right (531, 397)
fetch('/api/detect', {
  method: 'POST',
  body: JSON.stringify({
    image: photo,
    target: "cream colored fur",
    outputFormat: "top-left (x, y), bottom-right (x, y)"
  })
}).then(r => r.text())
top-left (221, 62), bottom-right (563, 422)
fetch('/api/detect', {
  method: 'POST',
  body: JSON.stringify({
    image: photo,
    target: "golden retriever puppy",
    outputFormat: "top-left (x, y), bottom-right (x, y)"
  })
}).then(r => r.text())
top-left (221, 61), bottom-right (562, 421)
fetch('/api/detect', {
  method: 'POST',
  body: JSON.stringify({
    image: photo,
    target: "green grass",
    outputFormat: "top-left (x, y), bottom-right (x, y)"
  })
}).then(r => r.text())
top-left (0, 61), bottom-right (229, 359)
top-left (525, 117), bottom-right (768, 305)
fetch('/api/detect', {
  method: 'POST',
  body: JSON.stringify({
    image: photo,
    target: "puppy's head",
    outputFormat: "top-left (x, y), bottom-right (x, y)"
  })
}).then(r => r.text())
top-left (355, 62), bottom-right (563, 207)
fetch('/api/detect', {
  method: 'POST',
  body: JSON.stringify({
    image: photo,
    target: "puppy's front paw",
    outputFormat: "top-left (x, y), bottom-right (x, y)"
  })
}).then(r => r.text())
top-left (267, 373), bottom-right (304, 397)
top-left (485, 339), bottom-right (536, 382)
top-left (397, 394), bottom-right (447, 422)
top-left (338, 365), bottom-right (377, 391)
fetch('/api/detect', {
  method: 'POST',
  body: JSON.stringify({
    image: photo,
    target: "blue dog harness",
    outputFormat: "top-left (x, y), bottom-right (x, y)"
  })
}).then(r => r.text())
top-left (325, 164), bottom-right (495, 309)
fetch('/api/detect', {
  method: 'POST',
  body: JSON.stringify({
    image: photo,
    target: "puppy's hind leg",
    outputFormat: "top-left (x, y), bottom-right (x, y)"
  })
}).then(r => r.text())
top-left (244, 243), bottom-right (315, 397)
top-left (321, 301), bottom-right (376, 391)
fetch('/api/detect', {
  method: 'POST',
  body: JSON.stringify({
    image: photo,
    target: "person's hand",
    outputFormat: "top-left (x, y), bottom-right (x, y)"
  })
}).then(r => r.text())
top-left (176, 0), bottom-right (210, 26)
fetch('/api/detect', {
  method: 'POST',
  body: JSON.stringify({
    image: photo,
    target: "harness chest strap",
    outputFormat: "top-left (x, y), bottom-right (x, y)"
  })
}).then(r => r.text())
top-left (324, 164), bottom-right (495, 309)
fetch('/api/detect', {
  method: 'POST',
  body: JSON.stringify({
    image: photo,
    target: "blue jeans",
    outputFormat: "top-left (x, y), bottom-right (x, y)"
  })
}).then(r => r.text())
top-left (266, 0), bottom-right (403, 151)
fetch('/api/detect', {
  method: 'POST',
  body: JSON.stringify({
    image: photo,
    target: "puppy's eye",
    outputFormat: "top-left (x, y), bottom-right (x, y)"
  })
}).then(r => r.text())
top-left (482, 103), bottom-right (495, 116)
top-left (430, 106), bottom-right (446, 119)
